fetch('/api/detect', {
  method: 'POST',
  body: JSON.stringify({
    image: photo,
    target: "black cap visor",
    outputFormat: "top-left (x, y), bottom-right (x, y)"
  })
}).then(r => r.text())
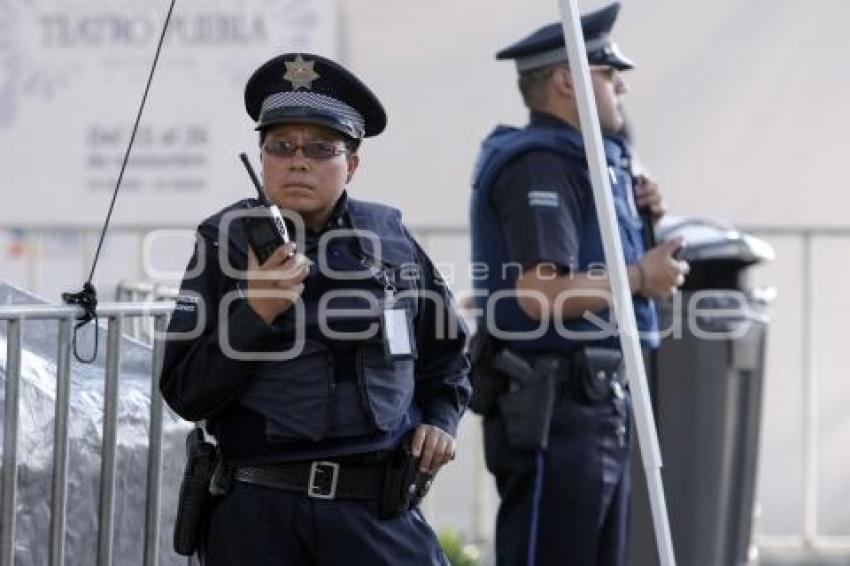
top-left (588, 44), bottom-right (634, 71)
top-left (255, 106), bottom-right (362, 140)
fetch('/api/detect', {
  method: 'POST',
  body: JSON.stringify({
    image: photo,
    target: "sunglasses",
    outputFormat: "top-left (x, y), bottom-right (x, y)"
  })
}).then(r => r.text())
top-left (262, 139), bottom-right (350, 160)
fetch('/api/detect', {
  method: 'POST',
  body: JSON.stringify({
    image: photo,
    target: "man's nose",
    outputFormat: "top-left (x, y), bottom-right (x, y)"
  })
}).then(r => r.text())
top-left (287, 150), bottom-right (310, 170)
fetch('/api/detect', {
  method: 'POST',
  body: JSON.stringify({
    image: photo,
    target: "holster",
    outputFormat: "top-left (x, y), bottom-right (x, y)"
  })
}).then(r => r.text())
top-left (497, 357), bottom-right (559, 451)
top-left (379, 440), bottom-right (434, 520)
top-left (173, 427), bottom-right (218, 557)
top-left (468, 331), bottom-right (507, 416)
top-left (572, 346), bottom-right (624, 404)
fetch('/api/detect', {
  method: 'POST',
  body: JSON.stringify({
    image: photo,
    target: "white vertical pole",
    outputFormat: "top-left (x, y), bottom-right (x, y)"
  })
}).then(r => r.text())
top-left (555, 1), bottom-right (676, 564)
top-left (801, 234), bottom-right (817, 546)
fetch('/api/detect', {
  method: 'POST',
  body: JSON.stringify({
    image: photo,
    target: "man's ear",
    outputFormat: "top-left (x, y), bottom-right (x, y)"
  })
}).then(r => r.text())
top-left (346, 153), bottom-right (360, 184)
top-left (551, 66), bottom-right (574, 99)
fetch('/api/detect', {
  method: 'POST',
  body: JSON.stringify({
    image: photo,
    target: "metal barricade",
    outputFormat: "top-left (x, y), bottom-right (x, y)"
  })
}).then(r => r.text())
top-left (116, 282), bottom-right (179, 345)
top-left (0, 302), bottom-right (174, 566)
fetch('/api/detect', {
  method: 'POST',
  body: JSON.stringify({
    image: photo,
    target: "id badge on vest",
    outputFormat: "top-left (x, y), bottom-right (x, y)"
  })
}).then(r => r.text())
top-left (380, 285), bottom-right (417, 361)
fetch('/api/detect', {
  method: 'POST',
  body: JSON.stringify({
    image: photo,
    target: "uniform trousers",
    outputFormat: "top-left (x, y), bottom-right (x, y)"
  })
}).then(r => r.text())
top-left (484, 377), bottom-right (632, 566)
top-left (201, 481), bottom-right (448, 566)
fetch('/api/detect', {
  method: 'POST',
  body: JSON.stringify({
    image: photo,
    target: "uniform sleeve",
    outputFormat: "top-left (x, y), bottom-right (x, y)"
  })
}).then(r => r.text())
top-left (405, 231), bottom-right (472, 438)
top-left (159, 234), bottom-right (279, 422)
top-left (490, 151), bottom-right (587, 271)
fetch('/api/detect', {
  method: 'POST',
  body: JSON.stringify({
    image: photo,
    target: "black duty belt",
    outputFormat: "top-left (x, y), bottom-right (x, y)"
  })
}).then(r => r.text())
top-left (234, 460), bottom-right (386, 500)
top-left (539, 347), bottom-right (627, 404)
top-left (534, 349), bottom-right (625, 381)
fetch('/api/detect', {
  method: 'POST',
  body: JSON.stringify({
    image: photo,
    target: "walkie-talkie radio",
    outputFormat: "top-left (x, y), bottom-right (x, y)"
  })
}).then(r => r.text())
top-left (238, 153), bottom-right (291, 264)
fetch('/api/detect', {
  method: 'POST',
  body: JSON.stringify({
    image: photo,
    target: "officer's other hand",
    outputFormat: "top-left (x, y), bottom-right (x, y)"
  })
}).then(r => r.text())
top-left (246, 244), bottom-right (310, 324)
top-left (635, 175), bottom-right (665, 224)
top-left (637, 237), bottom-right (689, 299)
top-left (411, 424), bottom-right (456, 475)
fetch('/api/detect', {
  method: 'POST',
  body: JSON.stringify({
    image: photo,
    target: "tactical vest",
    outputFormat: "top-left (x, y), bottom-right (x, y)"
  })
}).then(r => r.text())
top-left (202, 197), bottom-right (420, 444)
top-left (470, 123), bottom-right (659, 352)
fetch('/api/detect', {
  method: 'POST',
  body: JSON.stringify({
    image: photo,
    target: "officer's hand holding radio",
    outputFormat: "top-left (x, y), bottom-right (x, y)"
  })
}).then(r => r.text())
top-left (634, 175), bottom-right (665, 224)
top-left (635, 237), bottom-right (690, 299)
top-left (246, 243), bottom-right (310, 324)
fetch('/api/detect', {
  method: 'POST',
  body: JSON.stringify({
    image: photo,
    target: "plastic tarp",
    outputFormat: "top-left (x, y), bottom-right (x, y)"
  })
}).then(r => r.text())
top-left (0, 281), bottom-right (191, 564)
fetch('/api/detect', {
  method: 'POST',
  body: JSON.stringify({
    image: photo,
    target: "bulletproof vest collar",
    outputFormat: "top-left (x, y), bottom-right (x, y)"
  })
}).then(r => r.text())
top-left (346, 198), bottom-right (414, 268)
top-left (197, 198), bottom-right (255, 267)
top-left (196, 197), bottom-right (413, 270)
top-left (472, 120), bottom-right (623, 195)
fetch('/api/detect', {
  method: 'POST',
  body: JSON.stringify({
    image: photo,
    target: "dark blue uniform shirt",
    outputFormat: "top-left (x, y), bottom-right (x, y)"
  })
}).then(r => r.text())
top-left (160, 193), bottom-right (471, 465)
top-left (470, 111), bottom-right (659, 353)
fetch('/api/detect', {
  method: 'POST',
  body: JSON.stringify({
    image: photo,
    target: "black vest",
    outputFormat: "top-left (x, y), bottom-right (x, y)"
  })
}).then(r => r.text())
top-left (200, 197), bottom-right (421, 454)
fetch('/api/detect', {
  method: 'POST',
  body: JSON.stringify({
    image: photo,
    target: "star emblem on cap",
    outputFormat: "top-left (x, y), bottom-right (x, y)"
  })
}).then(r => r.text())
top-left (283, 54), bottom-right (320, 90)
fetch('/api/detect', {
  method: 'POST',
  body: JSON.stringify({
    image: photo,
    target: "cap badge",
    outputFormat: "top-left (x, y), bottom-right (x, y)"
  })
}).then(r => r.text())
top-left (283, 54), bottom-right (320, 90)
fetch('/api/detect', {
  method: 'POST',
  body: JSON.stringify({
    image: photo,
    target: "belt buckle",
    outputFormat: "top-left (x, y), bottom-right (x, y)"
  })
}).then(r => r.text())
top-left (308, 461), bottom-right (339, 499)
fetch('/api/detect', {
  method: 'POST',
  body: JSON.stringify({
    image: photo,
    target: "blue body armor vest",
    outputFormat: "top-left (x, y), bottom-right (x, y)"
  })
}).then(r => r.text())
top-left (201, 198), bottom-right (421, 449)
top-left (470, 123), bottom-right (659, 352)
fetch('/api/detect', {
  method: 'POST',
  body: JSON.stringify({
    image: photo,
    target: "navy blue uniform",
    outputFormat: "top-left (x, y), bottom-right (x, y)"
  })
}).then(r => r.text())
top-left (161, 193), bottom-right (470, 565)
top-left (470, 111), bottom-right (658, 566)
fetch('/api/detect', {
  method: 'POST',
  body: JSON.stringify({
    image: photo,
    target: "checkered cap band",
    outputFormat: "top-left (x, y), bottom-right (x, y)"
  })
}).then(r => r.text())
top-left (260, 91), bottom-right (365, 136)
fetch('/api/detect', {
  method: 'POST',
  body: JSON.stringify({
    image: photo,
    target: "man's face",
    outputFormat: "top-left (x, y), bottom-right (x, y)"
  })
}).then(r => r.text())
top-left (260, 123), bottom-right (359, 223)
top-left (590, 66), bottom-right (628, 134)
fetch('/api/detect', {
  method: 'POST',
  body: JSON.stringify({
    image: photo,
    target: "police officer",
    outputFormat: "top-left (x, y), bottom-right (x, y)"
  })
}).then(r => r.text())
top-left (470, 4), bottom-right (687, 565)
top-left (160, 52), bottom-right (470, 565)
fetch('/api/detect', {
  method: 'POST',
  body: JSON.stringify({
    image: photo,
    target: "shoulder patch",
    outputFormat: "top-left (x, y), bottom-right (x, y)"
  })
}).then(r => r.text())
top-left (527, 190), bottom-right (560, 208)
top-left (174, 291), bottom-right (201, 313)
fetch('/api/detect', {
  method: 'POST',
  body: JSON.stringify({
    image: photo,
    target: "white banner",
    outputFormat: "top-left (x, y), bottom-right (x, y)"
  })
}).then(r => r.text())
top-left (0, 0), bottom-right (341, 227)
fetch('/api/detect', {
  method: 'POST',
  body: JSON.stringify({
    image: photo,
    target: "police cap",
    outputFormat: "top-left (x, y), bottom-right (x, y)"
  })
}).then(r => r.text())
top-left (496, 2), bottom-right (634, 72)
top-left (245, 53), bottom-right (387, 139)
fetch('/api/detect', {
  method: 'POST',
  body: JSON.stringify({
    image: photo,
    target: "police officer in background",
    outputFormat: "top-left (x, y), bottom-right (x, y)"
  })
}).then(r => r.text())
top-left (469, 4), bottom-right (688, 565)
top-left (160, 52), bottom-right (470, 565)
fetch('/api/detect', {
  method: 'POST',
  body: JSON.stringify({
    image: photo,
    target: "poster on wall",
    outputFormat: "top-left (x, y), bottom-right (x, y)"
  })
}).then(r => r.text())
top-left (0, 0), bottom-right (342, 227)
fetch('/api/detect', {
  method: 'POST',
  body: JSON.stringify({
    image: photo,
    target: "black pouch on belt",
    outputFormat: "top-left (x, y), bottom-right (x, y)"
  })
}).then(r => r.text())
top-left (379, 440), bottom-right (435, 520)
top-left (173, 427), bottom-right (217, 557)
top-left (573, 346), bottom-right (623, 403)
top-left (497, 357), bottom-right (559, 451)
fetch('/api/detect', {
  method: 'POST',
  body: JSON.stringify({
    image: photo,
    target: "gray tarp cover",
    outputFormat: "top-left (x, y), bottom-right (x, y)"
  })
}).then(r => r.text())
top-left (0, 282), bottom-right (191, 564)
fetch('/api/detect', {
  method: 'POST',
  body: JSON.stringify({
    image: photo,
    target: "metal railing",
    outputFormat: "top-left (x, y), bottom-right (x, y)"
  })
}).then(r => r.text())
top-left (116, 282), bottom-right (178, 344)
top-left (741, 227), bottom-right (850, 560)
top-left (0, 302), bottom-right (174, 566)
top-left (4, 223), bottom-right (850, 560)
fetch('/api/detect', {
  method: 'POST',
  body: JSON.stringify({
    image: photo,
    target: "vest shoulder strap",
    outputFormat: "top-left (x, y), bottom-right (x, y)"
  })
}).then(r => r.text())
top-left (472, 126), bottom-right (588, 196)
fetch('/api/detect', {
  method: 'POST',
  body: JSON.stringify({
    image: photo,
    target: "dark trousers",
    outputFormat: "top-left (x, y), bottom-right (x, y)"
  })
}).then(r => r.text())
top-left (201, 482), bottom-right (448, 566)
top-left (484, 384), bottom-right (632, 566)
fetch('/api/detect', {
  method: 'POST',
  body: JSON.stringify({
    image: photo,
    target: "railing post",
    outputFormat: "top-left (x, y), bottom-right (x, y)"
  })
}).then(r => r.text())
top-left (49, 318), bottom-right (73, 566)
top-left (97, 316), bottom-right (122, 566)
top-left (143, 315), bottom-right (167, 566)
top-left (1, 319), bottom-right (23, 566)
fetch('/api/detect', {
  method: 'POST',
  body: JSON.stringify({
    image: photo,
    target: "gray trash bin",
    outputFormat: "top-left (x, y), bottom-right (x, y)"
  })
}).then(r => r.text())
top-left (629, 217), bottom-right (774, 566)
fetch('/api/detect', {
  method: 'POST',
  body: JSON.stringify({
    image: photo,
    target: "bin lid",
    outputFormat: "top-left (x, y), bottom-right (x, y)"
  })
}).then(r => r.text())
top-left (655, 216), bottom-right (775, 265)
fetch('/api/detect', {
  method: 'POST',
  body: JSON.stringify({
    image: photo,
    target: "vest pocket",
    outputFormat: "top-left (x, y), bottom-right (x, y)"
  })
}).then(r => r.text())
top-left (357, 341), bottom-right (415, 431)
top-left (325, 381), bottom-right (376, 438)
top-left (240, 340), bottom-right (333, 442)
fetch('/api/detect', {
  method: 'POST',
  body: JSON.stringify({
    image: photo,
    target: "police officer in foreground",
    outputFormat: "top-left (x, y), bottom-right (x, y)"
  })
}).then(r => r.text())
top-left (469, 4), bottom-right (688, 565)
top-left (160, 52), bottom-right (470, 565)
